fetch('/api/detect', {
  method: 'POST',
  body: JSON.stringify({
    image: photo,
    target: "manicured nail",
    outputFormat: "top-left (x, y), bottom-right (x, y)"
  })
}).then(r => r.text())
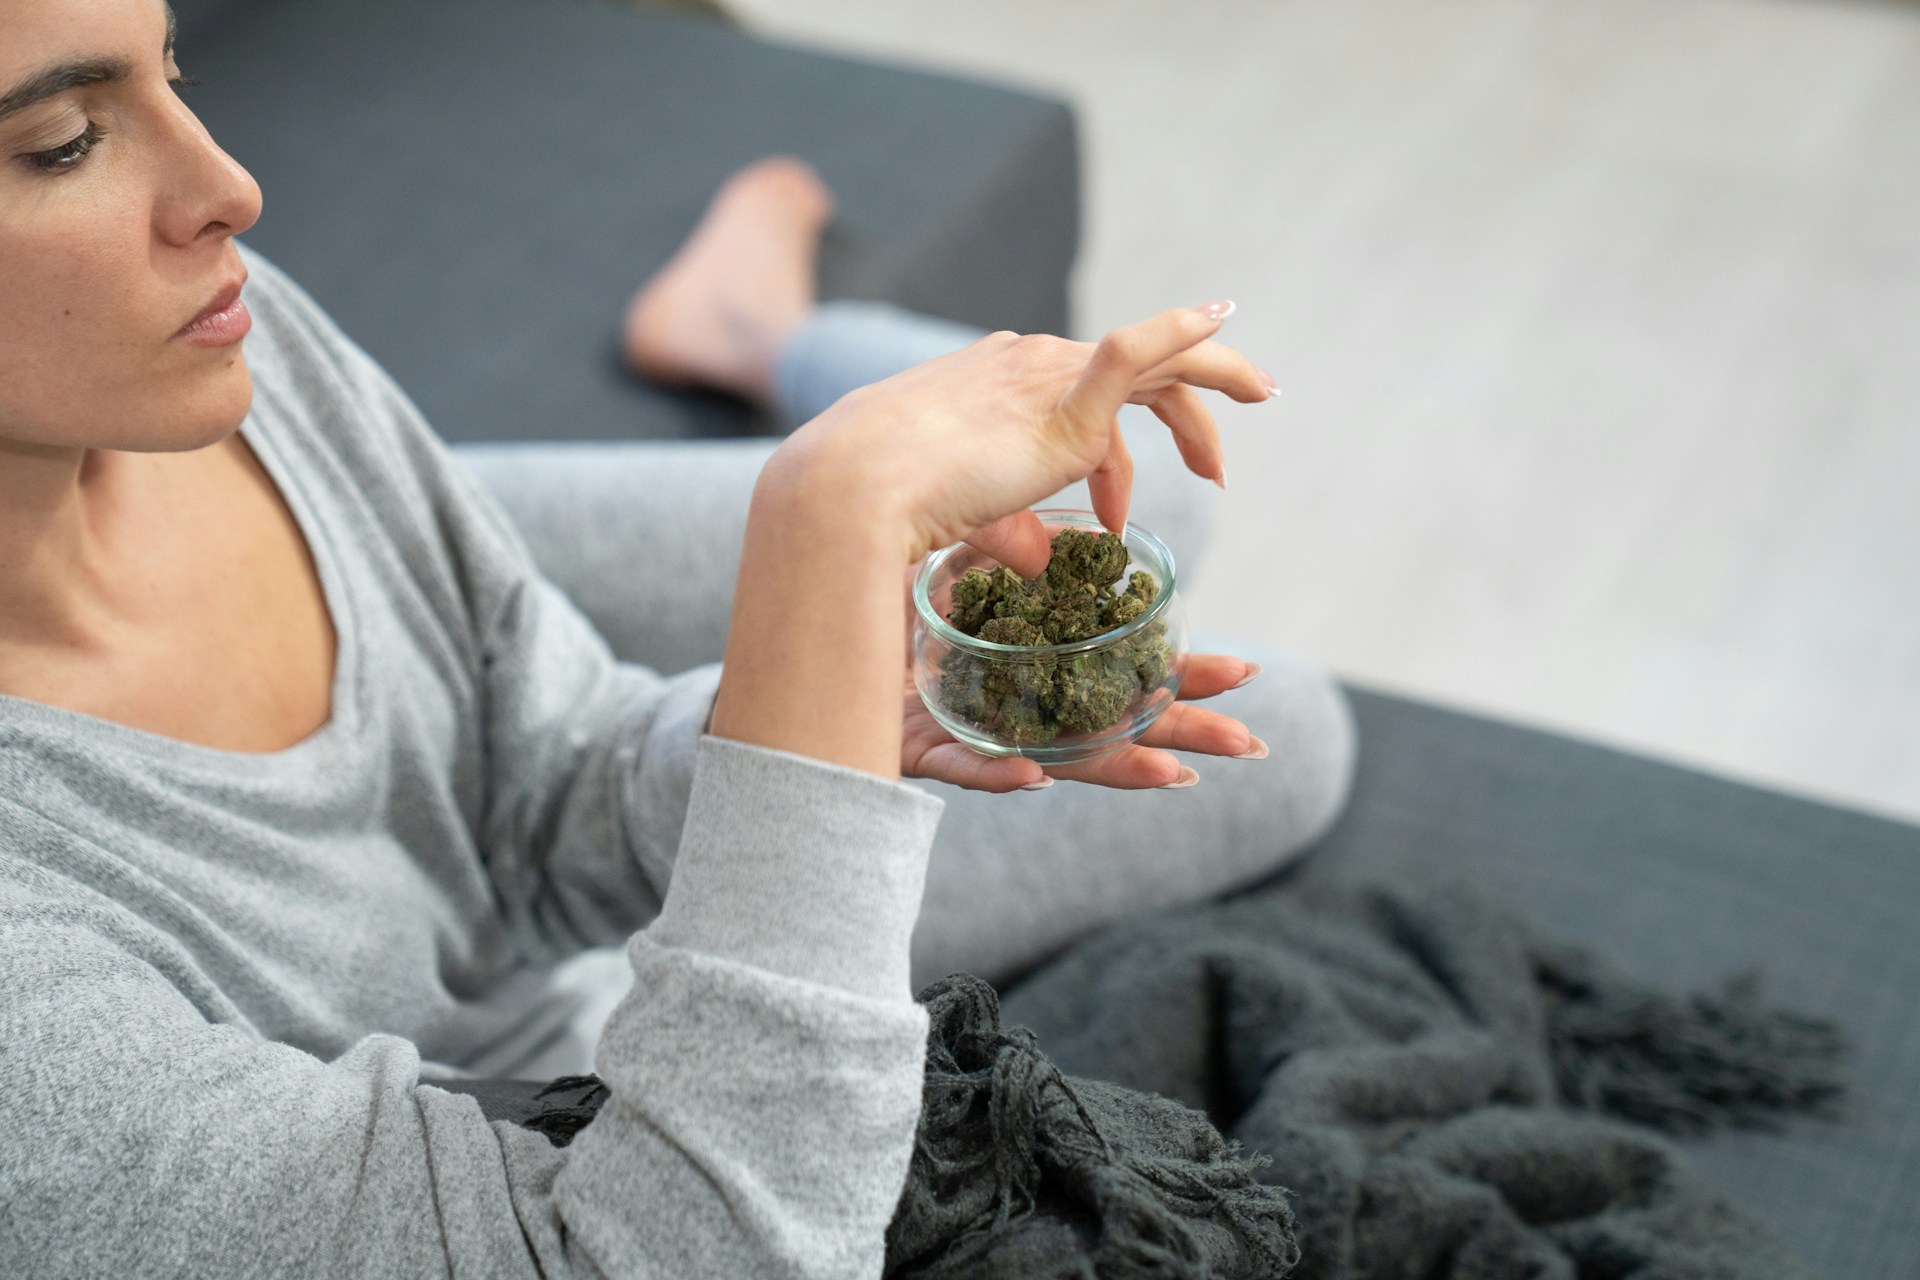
top-left (1234, 734), bottom-right (1269, 760)
top-left (1229, 661), bottom-right (1263, 689)
top-left (1257, 367), bottom-right (1279, 389)
top-left (1212, 470), bottom-right (1228, 492)
top-left (1157, 765), bottom-right (1200, 789)
top-left (1193, 300), bottom-right (1236, 322)
top-left (1119, 518), bottom-right (1129, 542)
top-left (1019, 776), bottom-right (1054, 791)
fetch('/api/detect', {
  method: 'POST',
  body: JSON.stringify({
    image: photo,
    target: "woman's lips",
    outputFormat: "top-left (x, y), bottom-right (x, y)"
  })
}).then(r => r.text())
top-left (174, 276), bottom-right (252, 346)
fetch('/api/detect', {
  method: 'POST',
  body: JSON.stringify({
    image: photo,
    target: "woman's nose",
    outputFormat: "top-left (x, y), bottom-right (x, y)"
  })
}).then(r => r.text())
top-left (155, 97), bottom-right (263, 247)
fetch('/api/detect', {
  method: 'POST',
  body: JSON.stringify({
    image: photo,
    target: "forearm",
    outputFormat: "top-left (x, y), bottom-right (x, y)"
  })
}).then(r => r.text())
top-left (707, 437), bottom-right (915, 779)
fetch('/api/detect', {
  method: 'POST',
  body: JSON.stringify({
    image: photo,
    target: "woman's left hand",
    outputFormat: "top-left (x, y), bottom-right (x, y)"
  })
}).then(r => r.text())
top-left (900, 651), bottom-right (1264, 791)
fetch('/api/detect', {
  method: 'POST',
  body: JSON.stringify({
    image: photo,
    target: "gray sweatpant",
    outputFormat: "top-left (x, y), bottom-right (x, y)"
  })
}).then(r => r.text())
top-left (453, 301), bottom-right (1357, 1077)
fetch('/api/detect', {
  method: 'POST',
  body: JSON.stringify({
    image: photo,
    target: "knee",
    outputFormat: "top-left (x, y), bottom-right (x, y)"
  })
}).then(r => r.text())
top-left (1204, 639), bottom-right (1358, 867)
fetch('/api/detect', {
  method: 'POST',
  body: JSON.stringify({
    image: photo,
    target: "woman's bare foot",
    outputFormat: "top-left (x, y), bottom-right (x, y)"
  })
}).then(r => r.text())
top-left (623, 156), bottom-right (835, 406)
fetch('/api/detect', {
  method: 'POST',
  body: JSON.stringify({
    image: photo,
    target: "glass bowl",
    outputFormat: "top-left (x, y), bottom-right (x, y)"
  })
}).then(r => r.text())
top-left (911, 508), bottom-right (1190, 765)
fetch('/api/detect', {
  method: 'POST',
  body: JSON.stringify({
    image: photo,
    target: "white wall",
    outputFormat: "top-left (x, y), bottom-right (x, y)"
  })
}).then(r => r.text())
top-left (734, 0), bottom-right (1920, 820)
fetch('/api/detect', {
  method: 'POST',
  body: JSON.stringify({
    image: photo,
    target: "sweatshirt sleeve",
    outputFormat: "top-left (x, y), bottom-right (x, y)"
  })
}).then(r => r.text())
top-left (0, 738), bottom-right (945, 1277)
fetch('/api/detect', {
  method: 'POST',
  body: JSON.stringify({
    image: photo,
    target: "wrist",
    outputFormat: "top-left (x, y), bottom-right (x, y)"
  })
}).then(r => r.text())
top-left (761, 408), bottom-right (923, 565)
top-left (710, 450), bottom-right (918, 780)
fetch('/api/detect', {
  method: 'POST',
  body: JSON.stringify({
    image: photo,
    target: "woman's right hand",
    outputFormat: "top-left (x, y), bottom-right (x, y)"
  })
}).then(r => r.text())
top-left (772, 301), bottom-right (1276, 581)
top-left (709, 302), bottom-right (1275, 782)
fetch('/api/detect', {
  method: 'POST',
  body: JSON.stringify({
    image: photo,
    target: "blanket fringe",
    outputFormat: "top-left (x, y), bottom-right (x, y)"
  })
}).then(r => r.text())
top-left (1535, 945), bottom-right (1848, 1135)
top-left (519, 1074), bottom-right (610, 1149)
top-left (887, 974), bottom-right (1299, 1279)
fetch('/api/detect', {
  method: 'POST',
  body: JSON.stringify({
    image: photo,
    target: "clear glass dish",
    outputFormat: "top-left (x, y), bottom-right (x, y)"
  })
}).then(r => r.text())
top-left (910, 508), bottom-right (1190, 765)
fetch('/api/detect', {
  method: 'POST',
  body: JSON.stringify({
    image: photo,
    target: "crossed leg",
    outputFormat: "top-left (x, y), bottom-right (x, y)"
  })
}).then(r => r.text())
top-left (445, 157), bottom-right (1355, 1074)
top-left (456, 328), bottom-right (1354, 1015)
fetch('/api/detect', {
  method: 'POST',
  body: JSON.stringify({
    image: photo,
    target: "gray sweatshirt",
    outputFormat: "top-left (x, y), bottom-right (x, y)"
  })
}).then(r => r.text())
top-left (0, 242), bottom-right (947, 1278)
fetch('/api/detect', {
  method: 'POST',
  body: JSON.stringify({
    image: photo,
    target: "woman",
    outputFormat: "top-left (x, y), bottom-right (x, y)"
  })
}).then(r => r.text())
top-left (0, 1), bottom-right (1354, 1275)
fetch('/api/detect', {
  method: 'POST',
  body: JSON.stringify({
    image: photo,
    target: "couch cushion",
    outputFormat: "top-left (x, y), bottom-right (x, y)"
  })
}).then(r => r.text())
top-left (1285, 686), bottom-right (1920, 1278)
top-left (168, 0), bottom-right (245, 43)
top-left (174, 0), bottom-right (1079, 442)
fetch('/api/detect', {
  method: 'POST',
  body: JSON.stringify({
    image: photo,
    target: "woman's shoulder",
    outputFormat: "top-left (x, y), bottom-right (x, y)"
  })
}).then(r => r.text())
top-left (231, 242), bottom-right (473, 559)
top-left (234, 241), bottom-right (362, 397)
top-left (235, 241), bottom-right (423, 451)
top-left (227, 243), bottom-right (539, 656)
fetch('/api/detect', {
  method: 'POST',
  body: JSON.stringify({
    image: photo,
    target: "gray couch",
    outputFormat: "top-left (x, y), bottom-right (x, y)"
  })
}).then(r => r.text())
top-left (172, 0), bottom-right (1076, 442)
top-left (172, 1), bottom-right (1918, 1274)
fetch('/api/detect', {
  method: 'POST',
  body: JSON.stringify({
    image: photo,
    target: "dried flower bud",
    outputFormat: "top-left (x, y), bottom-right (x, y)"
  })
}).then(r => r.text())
top-left (1043, 527), bottom-right (1129, 597)
top-left (1101, 592), bottom-right (1147, 630)
top-left (978, 616), bottom-right (1048, 647)
top-left (949, 567), bottom-right (996, 634)
top-left (938, 526), bottom-right (1175, 747)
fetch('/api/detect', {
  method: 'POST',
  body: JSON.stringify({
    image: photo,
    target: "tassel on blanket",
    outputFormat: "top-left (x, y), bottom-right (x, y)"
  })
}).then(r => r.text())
top-left (517, 1074), bottom-right (609, 1149)
top-left (1535, 943), bottom-right (1849, 1135)
top-left (884, 974), bottom-right (1299, 1280)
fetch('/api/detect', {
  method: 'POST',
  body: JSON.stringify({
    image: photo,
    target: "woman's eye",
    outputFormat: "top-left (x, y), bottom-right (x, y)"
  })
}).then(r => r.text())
top-left (27, 122), bottom-right (106, 173)
top-left (19, 73), bottom-right (200, 175)
top-left (21, 77), bottom-right (199, 174)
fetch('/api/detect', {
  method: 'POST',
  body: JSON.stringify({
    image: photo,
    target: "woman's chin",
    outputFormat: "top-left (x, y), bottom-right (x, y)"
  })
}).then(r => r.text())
top-left (144, 360), bottom-right (257, 453)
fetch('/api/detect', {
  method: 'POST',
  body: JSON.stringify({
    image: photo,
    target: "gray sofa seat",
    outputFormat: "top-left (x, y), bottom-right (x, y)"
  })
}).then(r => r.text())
top-left (1291, 688), bottom-right (1920, 1278)
top-left (172, 0), bottom-right (1079, 443)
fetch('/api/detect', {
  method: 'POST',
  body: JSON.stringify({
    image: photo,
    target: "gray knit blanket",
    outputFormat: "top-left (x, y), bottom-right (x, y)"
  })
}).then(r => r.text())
top-left (513, 874), bottom-right (1845, 1277)
top-left (881, 875), bottom-right (1846, 1279)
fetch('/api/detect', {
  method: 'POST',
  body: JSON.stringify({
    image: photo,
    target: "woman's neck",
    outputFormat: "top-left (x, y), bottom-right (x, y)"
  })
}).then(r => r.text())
top-left (0, 439), bottom-right (172, 652)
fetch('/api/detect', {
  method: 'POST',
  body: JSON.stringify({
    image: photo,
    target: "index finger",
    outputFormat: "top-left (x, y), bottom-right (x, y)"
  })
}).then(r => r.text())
top-left (1057, 300), bottom-right (1237, 438)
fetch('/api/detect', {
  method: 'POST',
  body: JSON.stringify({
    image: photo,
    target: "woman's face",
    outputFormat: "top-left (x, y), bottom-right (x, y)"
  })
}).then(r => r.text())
top-left (0, 0), bottom-right (262, 455)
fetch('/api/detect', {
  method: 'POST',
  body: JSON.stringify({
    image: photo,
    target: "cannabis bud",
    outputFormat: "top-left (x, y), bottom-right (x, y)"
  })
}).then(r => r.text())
top-left (937, 527), bottom-right (1175, 747)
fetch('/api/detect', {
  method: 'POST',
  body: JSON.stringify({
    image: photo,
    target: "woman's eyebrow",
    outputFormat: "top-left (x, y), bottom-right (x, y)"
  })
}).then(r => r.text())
top-left (0, 59), bottom-right (133, 126)
top-left (0, 2), bottom-right (177, 127)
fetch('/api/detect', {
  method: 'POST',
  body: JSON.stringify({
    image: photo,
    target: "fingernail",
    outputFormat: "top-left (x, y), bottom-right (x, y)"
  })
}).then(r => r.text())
top-left (1257, 367), bottom-right (1279, 389)
top-left (1019, 776), bottom-right (1054, 791)
top-left (1229, 661), bottom-right (1263, 689)
top-left (1119, 518), bottom-right (1129, 542)
top-left (1234, 734), bottom-right (1269, 760)
top-left (1212, 470), bottom-right (1228, 492)
top-left (1157, 765), bottom-right (1200, 789)
top-left (1193, 300), bottom-right (1236, 323)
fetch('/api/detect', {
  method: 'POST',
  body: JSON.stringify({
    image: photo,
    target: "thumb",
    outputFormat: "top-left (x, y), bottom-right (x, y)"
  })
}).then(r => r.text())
top-left (1057, 300), bottom-right (1236, 435)
top-left (1085, 417), bottom-right (1134, 540)
top-left (962, 508), bottom-right (1052, 579)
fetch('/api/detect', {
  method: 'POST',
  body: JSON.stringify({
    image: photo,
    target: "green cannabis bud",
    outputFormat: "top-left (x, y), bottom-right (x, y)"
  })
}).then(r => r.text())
top-left (937, 528), bottom-right (1174, 747)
